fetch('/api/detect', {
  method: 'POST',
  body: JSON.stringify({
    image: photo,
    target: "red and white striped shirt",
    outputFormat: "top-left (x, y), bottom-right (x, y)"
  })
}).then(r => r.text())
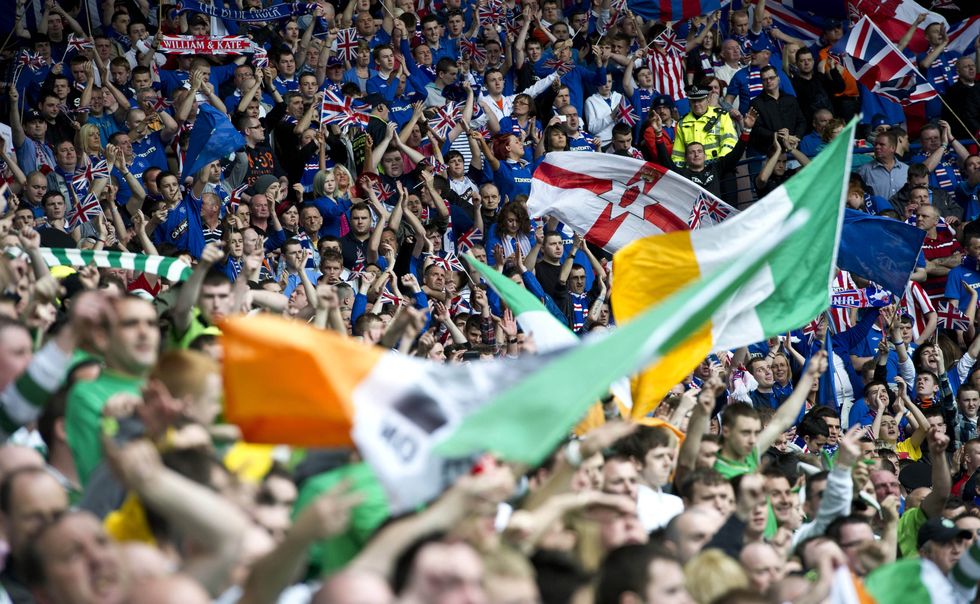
top-left (830, 271), bottom-right (857, 334)
top-left (922, 230), bottom-right (962, 299)
top-left (898, 281), bottom-right (936, 342)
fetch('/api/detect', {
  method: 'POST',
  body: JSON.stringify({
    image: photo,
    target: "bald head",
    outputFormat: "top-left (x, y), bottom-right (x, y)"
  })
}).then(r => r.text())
top-left (313, 570), bottom-right (394, 604)
top-left (130, 574), bottom-right (211, 604)
top-left (0, 445), bottom-right (45, 480)
top-left (739, 542), bottom-right (785, 592)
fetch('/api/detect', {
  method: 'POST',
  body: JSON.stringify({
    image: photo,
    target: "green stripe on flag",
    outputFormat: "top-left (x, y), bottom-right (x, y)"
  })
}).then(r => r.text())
top-left (39, 248), bottom-right (193, 282)
top-left (752, 118), bottom-right (856, 335)
top-left (435, 212), bottom-right (809, 466)
top-left (466, 256), bottom-right (577, 352)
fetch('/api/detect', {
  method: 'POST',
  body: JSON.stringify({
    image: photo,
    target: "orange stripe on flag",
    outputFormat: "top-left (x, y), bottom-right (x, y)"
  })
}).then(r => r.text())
top-left (220, 315), bottom-right (385, 447)
top-left (611, 231), bottom-right (713, 419)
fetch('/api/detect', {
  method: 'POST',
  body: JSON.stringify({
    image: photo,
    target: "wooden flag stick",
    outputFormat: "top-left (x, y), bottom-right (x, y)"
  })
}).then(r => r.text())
top-left (938, 94), bottom-right (980, 149)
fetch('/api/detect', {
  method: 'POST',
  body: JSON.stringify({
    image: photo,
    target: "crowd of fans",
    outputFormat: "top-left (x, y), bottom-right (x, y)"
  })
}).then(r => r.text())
top-left (0, 0), bottom-right (979, 602)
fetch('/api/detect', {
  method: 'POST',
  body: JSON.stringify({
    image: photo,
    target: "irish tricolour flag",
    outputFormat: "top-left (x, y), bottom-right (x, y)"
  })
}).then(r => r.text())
top-left (611, 118), bottom-right (857, 418)
top-left (223, 203), bottom-right (810, 511)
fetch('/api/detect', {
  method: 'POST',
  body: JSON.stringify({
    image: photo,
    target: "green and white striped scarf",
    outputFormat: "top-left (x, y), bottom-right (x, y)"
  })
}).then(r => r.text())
top-left (39, 248), bottom-right (193, 282)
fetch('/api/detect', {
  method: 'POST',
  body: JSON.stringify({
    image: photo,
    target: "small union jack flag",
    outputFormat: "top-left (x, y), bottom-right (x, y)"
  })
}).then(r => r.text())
top-left (455, 227), bottom-right (482, 254)
top-left (61, 34), bottom-right (95, 63)
top-left (71, 159), bottom-right (110, 196)
top-left (421, 156), bottom-right (446, 174)
top-left (802, 317), bottom-right (822, 343)
top-left (688, 191), bottom-right (734, 229)
top-left (380, 286), bottom-right (402, 307)
top-left (335, 28), bottom-right (359, 63)
top-left (228, 183), bottom-right (247, 214)
top-left (427, 102), bottom-right (461, 138)
top-left (543, 57), bottom-right (573, 75)
top-left (152, 96), bottom-right (173, 113)
top-left (253, 48), bottom-right (269, 69)
top-left (17, 51), bottom-right (46, 71)
top-left (67, 192), bottom-right (103, 230)
top-left (459, 38), bottom-right (487, 63)
top-left (361, 174), bottom-right (396, 204)
top-left (655, 27), bottom-right (686, 56)
top-left (430, 251), bottom-right (465, 273)
top-left (320, 91), bottom-right (370, 129)
top-left (616, 97), bottom-right (638, 127)
top-left (937, 301), bottom-right (971, 331)
top-left (477, 0), bottom-right (504, 26)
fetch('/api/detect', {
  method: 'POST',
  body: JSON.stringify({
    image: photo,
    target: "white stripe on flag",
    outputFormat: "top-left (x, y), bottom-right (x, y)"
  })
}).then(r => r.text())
top-left (119, 252), bottom-right (136, 271)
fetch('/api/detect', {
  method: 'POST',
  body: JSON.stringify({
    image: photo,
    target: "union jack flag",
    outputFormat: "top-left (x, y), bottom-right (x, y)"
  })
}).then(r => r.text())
top-left (421, 156), bottom-right (446, 174)
top-left (654, 27), bottom-right (686, 56)
top-left (455, 227), bottom-right (482, 254)
top-left (361, 174), bottom-right (396, 204)
top-left (543, 57), bottom-right (573, 75)
top-left (802, 317), bottom-right (822, 343)
top-left (67, 192), bottom-right (102, 230)
top-left (616, 97), bottom-right (638, 127)
top-left (688, 191), bottom-right (734, 229)
top-left (71, 159), bottom-right (110, 195)
top-left (450, 293), bottom-right (472, 316)
top-left (68, 34), bottom-right (93, 51)
top-left (430, 251), bottom-right (465, 273)
top-left (17, 51), bottom-right (46, 71)
top-left (320, 91), bottom-right (370, 129)
top-left (228, 183), bottom-right (247, 214)
top-left (335, 28), bottom-right (359, 63)
top-left (478, 0), bottom-right (504, 26)
top-left (836, 16), bottom-right (937, 106)
top-left (152, 96), bottom-right (173, 112)
top-left (380, 286), bottom-right (402, 307)
top-left (937, 301), bottom-right (971, 331)
top-left (459, 38), bottom-right (487, 63)
top-left (427, 102), bottom-right (461, 138)
top-left (253, 48), bottom-right (269, 69)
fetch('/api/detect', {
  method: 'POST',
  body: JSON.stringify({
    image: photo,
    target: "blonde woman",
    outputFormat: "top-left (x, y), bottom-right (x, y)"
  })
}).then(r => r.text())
top-left (685, 549), bottom-right (749, 604)
top-left (75, 123), bottom-right (104, 166)
top-left (332, 164), bottom-right (354, 200)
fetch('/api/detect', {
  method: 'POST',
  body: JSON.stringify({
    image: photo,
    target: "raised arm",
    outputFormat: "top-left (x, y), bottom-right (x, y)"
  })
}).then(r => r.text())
top-left (758, 351), bottom-right (827, 452)
top-left (173, 242), bottom-right (225, 337)
top-left (105, 438), bottom-right (250, 596)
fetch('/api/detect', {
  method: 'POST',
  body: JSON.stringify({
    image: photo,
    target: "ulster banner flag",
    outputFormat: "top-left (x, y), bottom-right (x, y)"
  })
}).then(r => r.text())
top-left (526, 152), bottom-right (737, 252)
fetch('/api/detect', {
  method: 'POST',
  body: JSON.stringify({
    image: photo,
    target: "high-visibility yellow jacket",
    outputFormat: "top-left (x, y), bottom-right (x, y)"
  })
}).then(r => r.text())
top-left (671, 106), bottom-right (738, 166)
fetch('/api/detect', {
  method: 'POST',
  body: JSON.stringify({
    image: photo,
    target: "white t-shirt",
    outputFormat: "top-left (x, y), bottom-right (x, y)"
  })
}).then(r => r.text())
top-left (637, 484), bottom-right (684, 532)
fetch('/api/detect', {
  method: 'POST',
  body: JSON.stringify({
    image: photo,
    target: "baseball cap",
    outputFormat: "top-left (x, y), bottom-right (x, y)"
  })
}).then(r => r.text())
top-left (826, 19), bottom-right (844, 30)
top-left (917, 517), bottom-right (972, 549)
top-left (870, 114), bottom-right (890, 129)
top-left (652, 96), bottom-right (674, 109)
top-left (326, 56), bottom-right (344, 69)
top-left (24, 109), bottom-right (44, 123)
top-left (686, 85), bottom-right (709, 101)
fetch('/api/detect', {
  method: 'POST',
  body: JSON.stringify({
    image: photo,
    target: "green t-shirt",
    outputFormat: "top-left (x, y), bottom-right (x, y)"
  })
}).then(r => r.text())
top-left (65, 370), bottom-right (144, 487)
top-left (293, 463), bottom-right (390, 577)
top-left (897, 505), bottom-right (928, 559)
top-left (714, 447), bottom-right (760, 480)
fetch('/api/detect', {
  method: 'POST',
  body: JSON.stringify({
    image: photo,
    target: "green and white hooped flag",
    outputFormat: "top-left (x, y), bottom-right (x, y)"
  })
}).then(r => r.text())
top-left (39, 248), bottom-right (193, 282)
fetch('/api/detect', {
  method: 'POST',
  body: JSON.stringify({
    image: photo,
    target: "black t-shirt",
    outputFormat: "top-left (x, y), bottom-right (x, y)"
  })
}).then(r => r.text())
top-left (535, 260), bottom-right (562, 300)
top-left (39, 227), bottom-right (77, 248)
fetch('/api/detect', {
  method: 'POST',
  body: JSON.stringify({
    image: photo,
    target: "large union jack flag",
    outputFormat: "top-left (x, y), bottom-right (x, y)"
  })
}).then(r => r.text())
top-left (320, 91), bottom-right (370, 129)
top-left (837, 16), bottom-right (937, 106)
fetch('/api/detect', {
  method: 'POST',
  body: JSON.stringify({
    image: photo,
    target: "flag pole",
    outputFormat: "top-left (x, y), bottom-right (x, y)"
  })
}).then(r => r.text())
top-left (938, 94), bottom-right (980, 148)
